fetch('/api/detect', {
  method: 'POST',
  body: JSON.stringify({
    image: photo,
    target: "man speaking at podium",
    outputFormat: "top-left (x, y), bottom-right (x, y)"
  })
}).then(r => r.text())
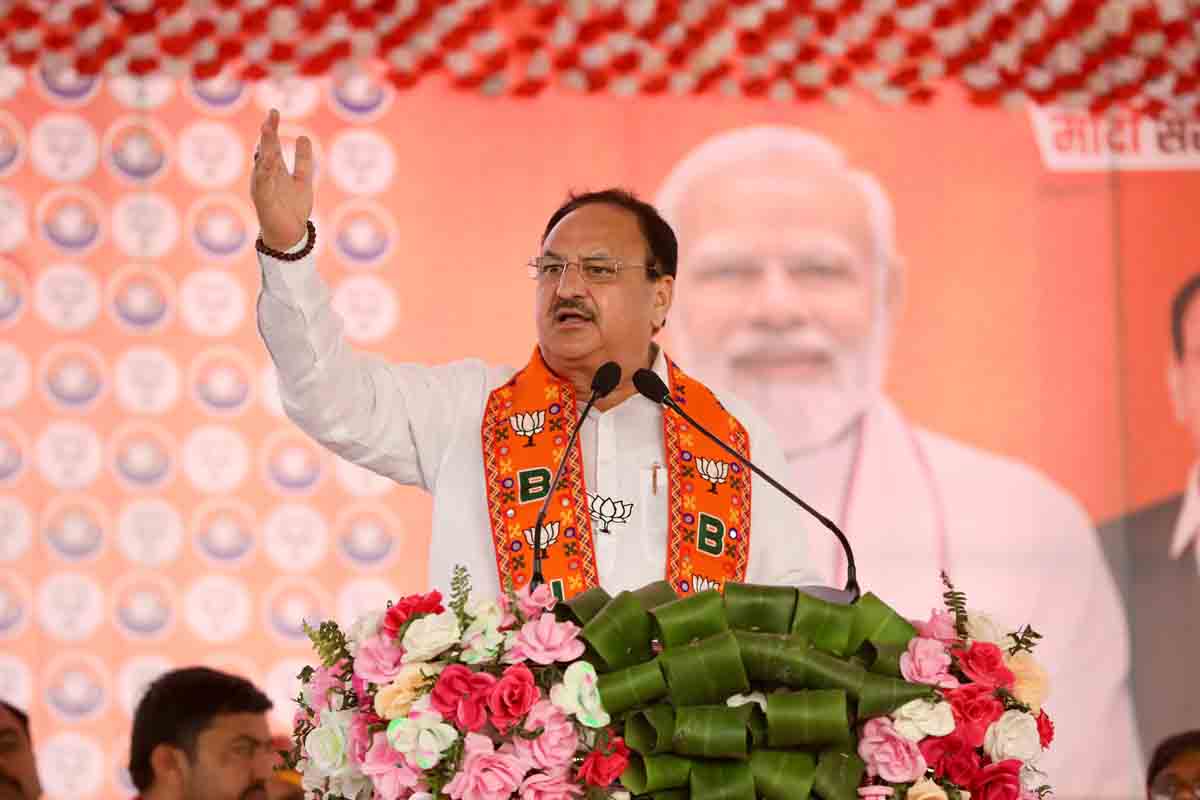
top-left (250, 111), bottom-right (817, 600)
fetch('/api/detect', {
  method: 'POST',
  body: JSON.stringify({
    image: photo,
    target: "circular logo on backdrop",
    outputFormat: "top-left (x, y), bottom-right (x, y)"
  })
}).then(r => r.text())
top-left (34, 263), bottom-right (101, 331)
top-left (0, 110), bottom-right (26, 178)
top-left (254, 75), bottom-right (320, 118)
top-left (109, 74), bottom-right (175, 109)
top-left (329, 71), bottom-right (393, 121)
top-left (334, 455), bottom-right (394, 497)
top-left (335, 504), bottom-right (403, 570)
top-left (30, 113), bottom-right (99, 182)
top-left (263, 504), bottom-right (328, 573)
top-left (332, 275), bottom-right (398, 343)
top-left (0, 654), bottom-right (32, 709)
top-left (337, 577), bottom-right (400, 628)
top-left (329, 129), bottom-right (395, 195)
top-left (39, 343), bottom-right (107, 412)
top-left (43, 652), bottom-right (109, 722)
top-left (0, 260), bottom-right (27, 327)
top-left (0, 189), bottom-right (27, 253)
top-left (109, 422), bottom-right (175, 490)
top-left (114, 346), bottom-right (180, 414)
top-left (178, 120), bottom-right (244, 188)
top-left (111, 572), bottom-right (176, 640)
top-left (186, 72), bottom-right (249, 114)
top-left (116, 655), bottom-right (172, 718)
top-left (191, 500), bottom-right (256, 566)
top-left (190, 347), bottom-right (254, 416)
top-left (0, 497), bottom-right (31, 562)
top-left (36, 421), bottom-right (102, 490)
top-left (331, 199), bottom-right (396, 267)
top-left (179, 268), bottom-right (245, 337)
top-left (112, 192), bottom-right (180, 259)
top-left (103, 116), bottom-right (170, 184)
top-left (0, 342), bottom-right (31, 410)
top-left (265, 658), bottom-right (309, 728)
top-left (117, 498), bottom-right (184, 567)
top-left (263, 576), bottom-right (331, 643)
top-left (36, 186), bottom-right (103, 254)
top-left (0, 421), bottom-right (28, 487)
top-left (108, 265), bottom-right (174, 333)
top-left (35, 63), bottom-right (101, 105)
top-left (0, 570), bottom-right (31, 639)
top-left (261, 430), bottom-right (324, 495)
top-left (37, 572), bottom-right (105, 642)
top-left (184, 575), bottom-right (251, 643)
top-left (182, 425), bottom-right (249, 493)
top-left (187, 194), bottom-right (254, 261)
top-left (38, 732), bottom-right (105, 799)
top-left (40, 495), bottom-right (107, 562)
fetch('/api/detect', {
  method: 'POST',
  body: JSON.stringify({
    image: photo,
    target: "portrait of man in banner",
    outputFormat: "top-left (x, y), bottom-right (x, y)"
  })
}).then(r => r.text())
top-left (1101, 272), bottom-right (1200, 762)
top-left (657, 125), bottom-right (1142, 797)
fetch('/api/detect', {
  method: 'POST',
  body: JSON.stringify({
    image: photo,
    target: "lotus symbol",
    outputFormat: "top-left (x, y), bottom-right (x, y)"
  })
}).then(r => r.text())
top-left (589, 494), bottom-right (634, 534)
top-left (523, 521), bottom-right (560, 552)
top-left (509, 410), bottom-right (546, 447)
top-left (696, 458), bottom-right (730, 494)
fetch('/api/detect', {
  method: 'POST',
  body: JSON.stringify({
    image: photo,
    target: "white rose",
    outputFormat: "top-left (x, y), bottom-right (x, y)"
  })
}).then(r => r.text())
top-left (466, 598), bottom-right (504, 629)
top-left (328, 770), bottom-right (371, 800)
top-left (965, 610), bottom-right (1009, 645)
top-left (892, 698), bottom-right (956, 741)
top-left (346, 610), bottom-right (384, 657)
top-left (1021, 760), bottom-right (1048, 792)
top-left (461, 620), bottom-right (505, 664)
top-left (401, 610), bottom-right (462, 663)
top-left (303, 709), bottom-right (355, 776)
top-left (984, 710), bottom-right (1042, 763)
top-left (726, 692), bottom-right (768, 711)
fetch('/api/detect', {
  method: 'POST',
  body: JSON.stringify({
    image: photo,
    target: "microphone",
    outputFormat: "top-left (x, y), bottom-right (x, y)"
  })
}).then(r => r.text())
top-left (632, 368), bottom-right (860, 604)
top-left (530, 361), bottom-right (622, 590)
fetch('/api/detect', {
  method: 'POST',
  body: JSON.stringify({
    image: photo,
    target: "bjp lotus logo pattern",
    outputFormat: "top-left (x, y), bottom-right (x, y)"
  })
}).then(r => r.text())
top-left (509, 410), bottom-right (546, 447)
top-left (696, 457), bottom-right (730, 494)
top-left (588, 494), bottom-right (633, 534)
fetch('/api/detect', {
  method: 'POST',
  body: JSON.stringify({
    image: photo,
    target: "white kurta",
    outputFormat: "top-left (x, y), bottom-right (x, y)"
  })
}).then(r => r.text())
top-left (255, 249), bottom-right (820, 600)
top-left (793, 399), bottom-right (1143, 799)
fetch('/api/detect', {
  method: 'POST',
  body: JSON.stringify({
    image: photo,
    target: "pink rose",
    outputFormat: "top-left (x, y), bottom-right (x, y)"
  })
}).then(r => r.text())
top-left (512, 700), bottom-right (579, 771)
top-left (971, 759), bottom-right (1023, 800)
top-left (900, 637), bottom-right (960, 689)
top-left (444, 733), bottom-right (531, 800)
top-left (505, 615), bottom-right (586, 665)
top-left (355, 634), bottom-right (407, 685)
top-left (955, 642), bottom-right (1015, 690)
top-left (519, 769), bottom-right (584, 800)
top-left (348, 711), bottom-right (373, 767)
top-left (361, 732), bottom-right (419, 800)
top-left (857, 718), bottom-right (927, 783)
top-left (517, 584), bottom-right (558, 619)
top-left (914, 609), bottom-right (959, 643)
top-left (432, 666), bottom-right (498, 733)
top-left (307, 661), bottom-right (347, 713)
top-left (858, 788), bottom-right (895, 798)
top-left (488, 664), bottom-right (541, 732)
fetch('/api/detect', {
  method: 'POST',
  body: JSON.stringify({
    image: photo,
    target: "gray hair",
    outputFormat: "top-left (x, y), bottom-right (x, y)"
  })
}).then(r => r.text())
top-left (654, 125), bottom-right (898, 279)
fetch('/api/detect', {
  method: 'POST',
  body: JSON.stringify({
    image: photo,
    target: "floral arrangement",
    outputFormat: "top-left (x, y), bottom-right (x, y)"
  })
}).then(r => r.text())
top-left (287, 569), bottom-right (1054, 800)
top-left (854, 575), bottom-right (1054, 800)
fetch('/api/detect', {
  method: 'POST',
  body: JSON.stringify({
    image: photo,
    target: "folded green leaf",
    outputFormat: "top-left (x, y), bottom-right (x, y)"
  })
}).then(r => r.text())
top-left (856, 673), bottom-right (934, 719)
top-left (689, 760), bottom-right (757, 800)
top-left (583, 591), bottom-right (654, 672)
top-left (660, 630), bottom-right (751, 706)
top-left (724, 583), bottom-right (797, 634)
top-left (750, 749), bottom-right (817, 800)
top-left (633, 580), bottom-right (682, 612)
top-left (652, 590), bottom-right (729, 649)
top-left (559, 586), bottom-right (611, 627)
top-left (672, 705), bottom-right (754, 759)
top-left (597, 659), bottom-right (668, 715)
top-left (621, 752), bottom-right (693, 794)
top-left (765, 690), bottom-right (851, 749)
top-left (626, 704), bottom-right (677, 755)
top-left (791, 593), bottom-right (857, 656)
top-left (812, 749), bottom-right (866, 800)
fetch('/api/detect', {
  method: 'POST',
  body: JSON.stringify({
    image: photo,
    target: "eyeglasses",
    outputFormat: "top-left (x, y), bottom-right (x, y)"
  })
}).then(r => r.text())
top-left (1151, 775), bottom-right (1200, 799)
top-left (527, 255), bottom-right (657, 284)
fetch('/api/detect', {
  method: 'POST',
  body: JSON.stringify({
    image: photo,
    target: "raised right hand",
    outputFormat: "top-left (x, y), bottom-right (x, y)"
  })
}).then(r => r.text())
top-left (250, 108), bottom-right (314, 251)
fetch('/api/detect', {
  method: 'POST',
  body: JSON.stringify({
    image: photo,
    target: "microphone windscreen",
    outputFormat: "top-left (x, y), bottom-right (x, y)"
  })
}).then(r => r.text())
top-left (632, 368), bottom-right (670, 404)
top-left (591, 361), bottom-right (622, 398)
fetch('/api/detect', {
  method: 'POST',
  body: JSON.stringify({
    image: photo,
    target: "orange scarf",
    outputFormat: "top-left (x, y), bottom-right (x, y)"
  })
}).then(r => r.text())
top-left (481, 348), bottom-right (752, 599)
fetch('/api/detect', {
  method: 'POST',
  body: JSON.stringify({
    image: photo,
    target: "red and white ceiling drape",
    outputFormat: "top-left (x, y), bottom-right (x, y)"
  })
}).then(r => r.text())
top-left (0, 0), bottom-right (1197, 114)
